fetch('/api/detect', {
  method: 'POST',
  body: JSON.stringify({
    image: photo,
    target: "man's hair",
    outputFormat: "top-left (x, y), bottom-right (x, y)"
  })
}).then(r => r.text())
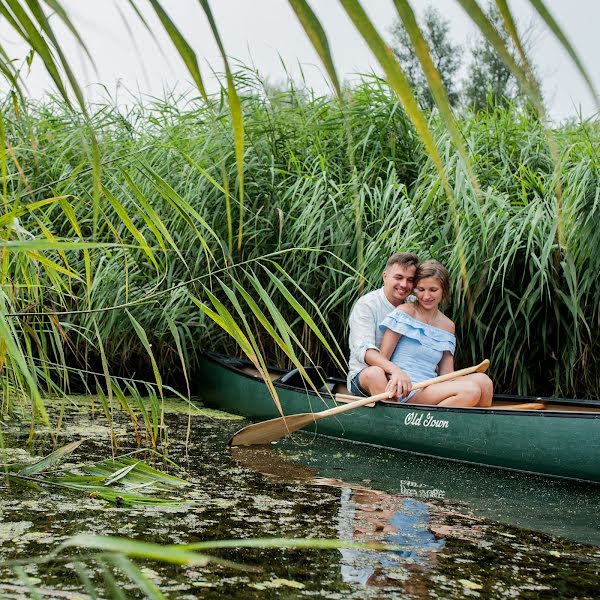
top-left (385, 252), bottom-right (419, 270)
top-left (415, 259), bottom-right (451, 303)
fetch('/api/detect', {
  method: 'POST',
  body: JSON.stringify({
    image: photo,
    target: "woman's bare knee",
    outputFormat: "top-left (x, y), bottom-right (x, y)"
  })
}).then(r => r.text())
top-left (360, 366), bottom-right (387, 394)
top-left (470, 373), bottom-right (493, 407)
top-left (466, 381), bottom-right (481, 404)
top-left (451, 381), bottom-right (480, 407)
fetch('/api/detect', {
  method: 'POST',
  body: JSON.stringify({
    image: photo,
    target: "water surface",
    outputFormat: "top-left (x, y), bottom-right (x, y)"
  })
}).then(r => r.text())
top-left (1, 402), bottom-right (599, 598)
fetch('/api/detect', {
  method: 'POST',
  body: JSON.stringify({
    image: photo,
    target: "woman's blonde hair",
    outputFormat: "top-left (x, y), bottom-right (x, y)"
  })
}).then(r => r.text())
top-left (415, 260), bottom-right (451, 303)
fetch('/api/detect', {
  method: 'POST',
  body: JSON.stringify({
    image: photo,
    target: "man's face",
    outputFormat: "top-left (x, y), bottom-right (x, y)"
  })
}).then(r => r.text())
top-left (382, 263), bottom-right (416, 306)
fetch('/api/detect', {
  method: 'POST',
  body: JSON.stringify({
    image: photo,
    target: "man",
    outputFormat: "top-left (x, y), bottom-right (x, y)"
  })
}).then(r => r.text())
top-left (347, 252), bottom-right (419, 400)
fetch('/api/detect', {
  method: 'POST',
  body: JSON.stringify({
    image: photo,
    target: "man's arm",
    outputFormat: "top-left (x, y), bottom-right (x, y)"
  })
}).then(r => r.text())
top-left (348, 300), bottom-right (379, 363)
top-left (349, 301), bottom-right (411, 398)
top-left (437, 351), bottom-right (454, 376)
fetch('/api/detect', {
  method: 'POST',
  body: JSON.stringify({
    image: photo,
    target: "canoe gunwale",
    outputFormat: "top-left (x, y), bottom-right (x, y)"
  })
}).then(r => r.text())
top-left (200, 351), bottom-right (600, 418)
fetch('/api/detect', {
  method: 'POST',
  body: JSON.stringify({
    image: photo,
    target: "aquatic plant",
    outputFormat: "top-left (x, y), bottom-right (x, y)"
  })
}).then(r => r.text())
top-left (1, 83), bottom-right (598, 403)
top-left (5, 441), bottom-right (190, 505)
top-left (1, 533), bottom-right (399, 599)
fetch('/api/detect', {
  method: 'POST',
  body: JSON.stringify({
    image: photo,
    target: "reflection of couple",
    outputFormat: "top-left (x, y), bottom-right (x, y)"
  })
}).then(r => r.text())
top-left (348, 253), bottom-right (493, 407)
top-left (338, 487), bottom-right (444, 590)
top-left (232, 446), bottom-right (444, 593)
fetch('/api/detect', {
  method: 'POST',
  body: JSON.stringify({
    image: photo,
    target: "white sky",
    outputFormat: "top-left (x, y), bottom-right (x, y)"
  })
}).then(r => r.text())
top-left (2, 0), bottom-right (599, 121)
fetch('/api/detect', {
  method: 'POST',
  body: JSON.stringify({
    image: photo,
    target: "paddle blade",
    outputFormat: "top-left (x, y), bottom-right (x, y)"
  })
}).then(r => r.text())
top-left (477, 359), bottom-right (490, 373)
top-left (229, 412), bottom-right (317, 446)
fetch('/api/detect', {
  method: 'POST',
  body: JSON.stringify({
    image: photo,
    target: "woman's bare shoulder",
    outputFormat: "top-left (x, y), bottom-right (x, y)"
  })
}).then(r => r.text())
top-left (436, 312), bottom-right (455, 334)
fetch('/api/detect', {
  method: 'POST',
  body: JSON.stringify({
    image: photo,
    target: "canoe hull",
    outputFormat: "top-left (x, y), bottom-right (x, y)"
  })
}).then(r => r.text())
top-left (198, 353), bottom-right (600, 483)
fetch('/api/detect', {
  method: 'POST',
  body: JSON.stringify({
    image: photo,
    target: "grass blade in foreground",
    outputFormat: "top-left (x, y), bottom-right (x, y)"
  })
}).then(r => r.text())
top-left (392, 0), bottom-right (480, 194)
top-left (198, 0), bottom-right (246, 253)
top-left (287, 0), bottom-right (341, 95)
top-left (61, 534), bottom-right (395, 560)
top-left (146, 0), bottom-right (209, 103)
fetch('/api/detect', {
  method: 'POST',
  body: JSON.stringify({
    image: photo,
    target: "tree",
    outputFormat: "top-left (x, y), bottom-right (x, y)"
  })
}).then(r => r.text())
top-left (389, 5), bottom-right (462, 110)
top-left (463, 5), bottom-right (532, 111)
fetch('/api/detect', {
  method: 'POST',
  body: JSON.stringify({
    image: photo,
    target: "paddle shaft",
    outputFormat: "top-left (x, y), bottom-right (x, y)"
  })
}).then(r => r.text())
top-left (320, 359), bottom-right (490, 419)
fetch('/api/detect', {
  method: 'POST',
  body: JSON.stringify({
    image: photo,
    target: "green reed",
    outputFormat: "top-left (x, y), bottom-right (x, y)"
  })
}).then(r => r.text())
top-left (1, 73), bottom-right (598, 405)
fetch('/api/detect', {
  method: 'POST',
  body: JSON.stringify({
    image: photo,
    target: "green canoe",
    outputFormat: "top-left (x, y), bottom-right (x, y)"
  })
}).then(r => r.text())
top-left (198, 352), bottom-right (600, 483)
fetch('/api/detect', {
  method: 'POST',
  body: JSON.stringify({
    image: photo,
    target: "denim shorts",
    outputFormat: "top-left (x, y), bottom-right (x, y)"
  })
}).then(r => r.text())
top-left (349, 371), bottom-right (369, 397)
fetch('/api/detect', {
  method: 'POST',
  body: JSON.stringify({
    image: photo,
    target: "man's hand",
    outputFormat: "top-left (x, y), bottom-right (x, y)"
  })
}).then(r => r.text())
top-left (386, 368), bottom-right (412, 399)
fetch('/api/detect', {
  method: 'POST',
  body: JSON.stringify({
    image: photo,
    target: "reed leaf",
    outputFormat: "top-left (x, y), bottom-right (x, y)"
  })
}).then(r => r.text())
top-left (0, 0), bottom-right (70, 102)
top-left (126, 309), bottom-right (163, 397)
top-left (456, 0), bottom-right (543, 112)
top-left (105, 554), bottom-right (166, 600)
top-left (72, 561), bottom-right (99, 600)
top-left (287, 0), bottom-right (341, 95)
top-left (98, 558), bottom-right (128, 600)
top-left (62, 535), bottom-right (225, 567)
top-left (261, 265), bottom-right (347, 374)
top-left (12, 566), bottom-right (42, 600)
top-left (198, 0), bottom-right (246, 253)
top-left (146, 0), bottom-right (209, 104)
top-left (338, 0), bottom-right (450, 196)
top-left (15, 439), bottom-right (82, 475)
top-left (391, 0), bottom-right (479, 194)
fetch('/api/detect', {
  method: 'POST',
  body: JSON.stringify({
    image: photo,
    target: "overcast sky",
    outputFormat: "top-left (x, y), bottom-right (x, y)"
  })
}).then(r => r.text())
top-left (3, 0), bottom-right (598, 121)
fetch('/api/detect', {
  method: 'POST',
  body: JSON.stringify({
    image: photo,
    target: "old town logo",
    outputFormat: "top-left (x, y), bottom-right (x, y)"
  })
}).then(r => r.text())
top-left (404, 412), bottom-right (449, 428)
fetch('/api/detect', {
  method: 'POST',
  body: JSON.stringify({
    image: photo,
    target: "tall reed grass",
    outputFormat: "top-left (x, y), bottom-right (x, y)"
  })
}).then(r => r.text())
top-left (1, 73), bottom-right (598, 402)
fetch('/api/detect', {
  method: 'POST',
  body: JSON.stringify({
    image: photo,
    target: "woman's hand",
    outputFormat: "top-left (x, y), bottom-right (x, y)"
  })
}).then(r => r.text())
top-left (386, 368), bottom-right (412, 399)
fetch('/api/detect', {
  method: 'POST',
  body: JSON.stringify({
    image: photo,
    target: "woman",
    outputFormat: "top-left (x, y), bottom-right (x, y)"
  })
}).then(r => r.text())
top-left (379, 260), bottom-right (493, 407)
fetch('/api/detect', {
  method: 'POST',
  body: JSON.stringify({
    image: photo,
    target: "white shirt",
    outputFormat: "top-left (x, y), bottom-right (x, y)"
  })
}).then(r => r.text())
top-left (346, 288), bottom-right (395, 389)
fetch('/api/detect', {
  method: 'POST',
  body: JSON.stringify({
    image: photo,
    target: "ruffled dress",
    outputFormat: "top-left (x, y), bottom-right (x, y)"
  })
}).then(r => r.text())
top-left (379, 310), bottom-right (456, 400)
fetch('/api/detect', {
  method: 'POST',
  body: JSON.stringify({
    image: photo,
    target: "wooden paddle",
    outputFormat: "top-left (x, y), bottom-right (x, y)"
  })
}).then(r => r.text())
top-left (229, 359), bottom-right (490, 446)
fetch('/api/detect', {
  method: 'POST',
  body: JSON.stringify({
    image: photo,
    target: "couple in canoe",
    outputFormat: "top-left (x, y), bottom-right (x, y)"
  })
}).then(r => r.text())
top-left (348, 252), bottom-right (493, 407)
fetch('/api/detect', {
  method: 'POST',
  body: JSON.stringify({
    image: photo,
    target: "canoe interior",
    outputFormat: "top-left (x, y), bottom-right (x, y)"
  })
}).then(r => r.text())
top-left (239, 365), bottom-right (600, 413)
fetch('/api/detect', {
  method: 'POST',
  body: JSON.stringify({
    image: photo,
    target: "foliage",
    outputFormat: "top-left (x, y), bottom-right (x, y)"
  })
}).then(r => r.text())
top-left (0, 79), bottom-right (598, 400)
top-left (6, 441), bottom-right (190, 505)
top-left (0, 533), bottom-right (393, 598)
top-left (417, 107), bottom-right (600, 396)
top-left (0, 0), bottom-right (597, 439)
top-left (463, 4), bottom-right (530, 112)
top-left (389, 5), bottom-right (463, 109)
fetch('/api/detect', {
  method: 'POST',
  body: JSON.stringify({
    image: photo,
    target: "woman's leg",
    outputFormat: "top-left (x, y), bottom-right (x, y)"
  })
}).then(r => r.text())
top-left (359, 366), bottom-right (388, 395)
top-left (409, 379), bottom-right (481, 407)
top-left (461, 373), bottom-right (494, 407)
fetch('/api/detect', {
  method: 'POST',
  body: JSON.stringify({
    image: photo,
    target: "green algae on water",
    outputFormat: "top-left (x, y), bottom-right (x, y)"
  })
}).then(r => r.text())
top-left (1, 404), bottom-right (600, 599)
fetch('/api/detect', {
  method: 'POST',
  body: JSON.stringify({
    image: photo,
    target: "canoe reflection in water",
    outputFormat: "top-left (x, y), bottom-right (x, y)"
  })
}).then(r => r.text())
top-left (232, 446), bottom-right (446, 591)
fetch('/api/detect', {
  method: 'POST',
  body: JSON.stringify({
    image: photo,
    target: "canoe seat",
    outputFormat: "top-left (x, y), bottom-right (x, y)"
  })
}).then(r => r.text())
top-left (278, 366), bottom-right (332, 393)
top-left (493, 402), bottom-right (546, 410)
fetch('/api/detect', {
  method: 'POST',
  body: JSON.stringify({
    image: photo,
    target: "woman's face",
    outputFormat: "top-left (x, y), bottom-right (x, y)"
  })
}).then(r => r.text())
top-left (414, 277), bottom-right (443, 310)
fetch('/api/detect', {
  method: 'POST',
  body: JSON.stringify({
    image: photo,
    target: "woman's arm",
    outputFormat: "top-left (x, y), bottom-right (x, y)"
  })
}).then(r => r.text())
top-left (365, 329), bottom-right (411, 398)
top-left (379, 329), bottom-right (401, 360)
top-left (438, 351), bottom-right (454, 376)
